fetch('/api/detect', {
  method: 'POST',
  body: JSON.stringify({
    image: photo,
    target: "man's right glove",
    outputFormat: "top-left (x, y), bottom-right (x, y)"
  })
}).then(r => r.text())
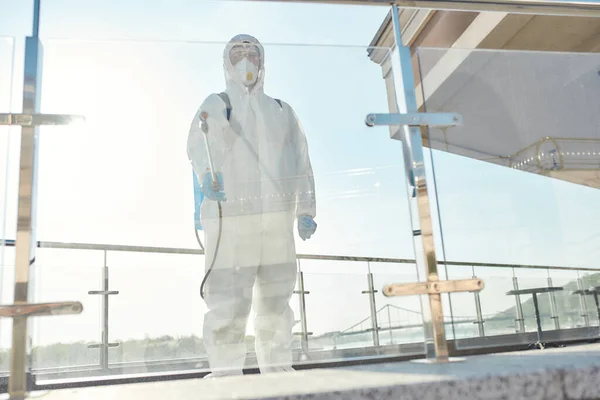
top-left (202, 171), bottom-right (227, 202)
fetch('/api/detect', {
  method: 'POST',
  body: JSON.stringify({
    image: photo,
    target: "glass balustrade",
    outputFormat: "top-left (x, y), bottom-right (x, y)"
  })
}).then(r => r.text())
top-left (417, 46), bottom-right (600, 350)
top-left (2, 0), bottom-right (600, 392)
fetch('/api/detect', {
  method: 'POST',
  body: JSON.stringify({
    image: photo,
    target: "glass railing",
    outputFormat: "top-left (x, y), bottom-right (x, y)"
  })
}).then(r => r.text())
top-left (3, 1), bottom-right (600, 392)
top-left (0, 36), bottom-right (15, 374)
top-left (417, 47), bottom-right (600, 351)
top-left (30, 37), bottom-right (427, 379)
top-left (0, 241), bottom-right (592, 381)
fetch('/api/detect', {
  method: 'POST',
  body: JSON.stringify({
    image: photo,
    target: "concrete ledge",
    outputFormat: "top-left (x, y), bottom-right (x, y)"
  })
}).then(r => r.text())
top-left (38, 344), bottom-right (600, 399)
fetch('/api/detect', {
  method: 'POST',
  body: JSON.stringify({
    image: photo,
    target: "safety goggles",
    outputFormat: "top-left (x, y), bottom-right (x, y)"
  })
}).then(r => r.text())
top-left (229, 44), bottom-right (261, 66)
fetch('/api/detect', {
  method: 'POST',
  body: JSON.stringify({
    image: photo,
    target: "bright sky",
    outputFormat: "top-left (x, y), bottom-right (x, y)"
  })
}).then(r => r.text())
top-left (0, 0), bottom-right (599, 369)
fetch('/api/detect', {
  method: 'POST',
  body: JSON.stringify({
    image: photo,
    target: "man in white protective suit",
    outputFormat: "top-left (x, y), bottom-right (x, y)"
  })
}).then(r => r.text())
top-left (186, 34), bottom-right (317, 377)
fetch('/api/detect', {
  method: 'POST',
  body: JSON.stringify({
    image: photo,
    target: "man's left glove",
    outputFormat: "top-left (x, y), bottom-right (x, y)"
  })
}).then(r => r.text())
top-left (298, 215), bottom-right (317, 241)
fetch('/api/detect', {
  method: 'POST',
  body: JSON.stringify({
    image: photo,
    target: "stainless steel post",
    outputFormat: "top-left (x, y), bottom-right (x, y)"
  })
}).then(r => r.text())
top-left (295, 268), bottom-right (311, 352)
top-left (101, 251), bottom-right (110, 369)
top-left (577, 276), bottom-right (590, 327)
top-left (471, 269), bottom-right (485, 337)
top-left (387, 304), bottom-right (393, 344)
top-left (9, 2), bottom-right (42, 397)
top-left (547, 276), bottom-right (560, 330)
top-left (88, 250), bottom-right (119, 369)
top-left (390, 3), bottom-right (447, 361)
top-left (512, 275), bottom-right (526, 333)
top-left (363, 265), bottom-right (380, 347)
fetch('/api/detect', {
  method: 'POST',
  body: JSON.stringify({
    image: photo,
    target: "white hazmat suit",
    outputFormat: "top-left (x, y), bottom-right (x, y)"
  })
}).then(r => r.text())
top-left (187, 34), bottom-right (317, 376)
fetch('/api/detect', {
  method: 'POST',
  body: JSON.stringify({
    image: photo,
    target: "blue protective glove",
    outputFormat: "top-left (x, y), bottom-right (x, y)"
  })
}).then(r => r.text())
top-left (202, 171), bottom-right (227, 202)
top-left (298, 215), bottom-right (317, 241)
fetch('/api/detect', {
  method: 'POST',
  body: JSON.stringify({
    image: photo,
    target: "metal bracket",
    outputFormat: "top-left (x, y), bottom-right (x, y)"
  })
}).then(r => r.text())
top-left (88, 290), bottom-right (119, 295)
top-left (0, 302), bottom-right (82, 318)
top-left (88, 343), bottom-right (120, 349)
top-left (361, 290), bottom-right (379, 294)
top-left (365, 113), bottom-right (462, 128)
top-left (293, 332), bottom-right (314, 336)
top-left (0, 113), bottom-right (85, 126)
top-left (383, 278), bottom-right (484, 297)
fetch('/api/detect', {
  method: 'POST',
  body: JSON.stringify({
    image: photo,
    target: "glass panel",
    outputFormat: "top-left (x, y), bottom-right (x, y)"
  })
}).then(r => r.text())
top-left (31, 249), bottom-right (102, 373)
top-left (513, 269), bottom-right (556, 333)
top-left (303, 266), bottom-right (371, 353)
top-left (0, 36), bottom-right (14, 374)
top-left (36, 37), bottom-right (418, 380)
top-left (550, 268), bottom-right (586, 330)
top-left (579, 271), bottom-right (600, 327)
top-left (445, 265), bottom-right (478, 340)
top-left (473, 267), bottom-right (525, 340)
top-left (418, 47), bottom-right (600, 349)
top-left (107, 252), bottom-right (206, 373)
top-left (371, 262), bottom-right (423, 349)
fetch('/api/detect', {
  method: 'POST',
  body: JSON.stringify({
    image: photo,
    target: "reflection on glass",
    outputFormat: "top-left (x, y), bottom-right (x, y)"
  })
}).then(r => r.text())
top-left (419, 47), bottom-right (600, 267)
top-left (418, 47), bottom-right (600, 348)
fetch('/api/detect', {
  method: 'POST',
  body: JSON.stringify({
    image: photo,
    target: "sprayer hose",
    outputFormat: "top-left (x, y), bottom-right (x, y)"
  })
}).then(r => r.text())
top-left (199, 201), bottom-right (223, 300)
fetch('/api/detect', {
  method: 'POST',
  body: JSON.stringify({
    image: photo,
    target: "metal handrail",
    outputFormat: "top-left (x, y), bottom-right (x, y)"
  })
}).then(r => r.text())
top-left (2, 239), bottom-right (598, 272)
top-left (248, 0), bottom-right (600, 17)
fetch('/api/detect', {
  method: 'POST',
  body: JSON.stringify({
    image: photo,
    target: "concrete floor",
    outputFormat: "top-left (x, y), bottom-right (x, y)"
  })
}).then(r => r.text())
top-left (12, 343), bottom-right (600, 400)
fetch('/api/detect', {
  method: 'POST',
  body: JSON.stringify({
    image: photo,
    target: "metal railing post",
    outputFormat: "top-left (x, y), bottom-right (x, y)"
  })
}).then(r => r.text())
top-left (362, 263), bottom-right (380, 347)
top-left (512, 275), bottom-right (526, 333)
top-left (293, 264), bottom-right (312, 353)
top-left (473, 285), bottom-right (485, 337)
top-left (577, 276), bottom-right (590, 327)
top-left (547, 276), bottom-right (560, 330)
top-left (88, 250), bottom-right (119, 369)
top-left (387, 305), bottom-right (394, 344)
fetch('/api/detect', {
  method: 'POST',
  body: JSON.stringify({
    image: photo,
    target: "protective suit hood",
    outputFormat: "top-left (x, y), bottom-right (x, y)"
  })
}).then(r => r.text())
top-left (223, 34), bottom-right (265, 95)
